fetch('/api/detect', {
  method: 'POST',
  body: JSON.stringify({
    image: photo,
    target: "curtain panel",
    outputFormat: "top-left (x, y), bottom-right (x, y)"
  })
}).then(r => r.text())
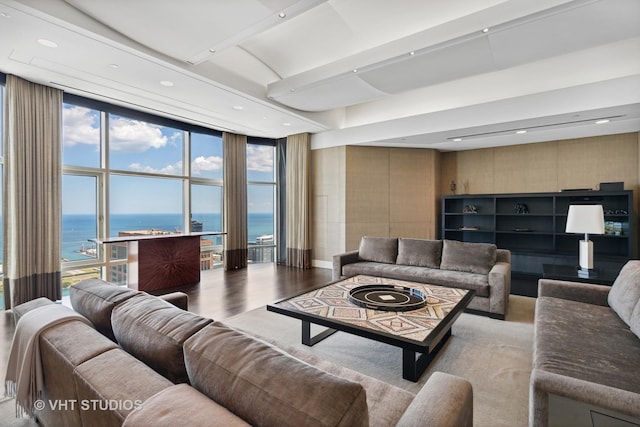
top-left (223, 132), bottom-right (248, 270)
top-left (3, 75), bottom-right (63, 310)
top-left (285, 133), bottom-right (312, 268)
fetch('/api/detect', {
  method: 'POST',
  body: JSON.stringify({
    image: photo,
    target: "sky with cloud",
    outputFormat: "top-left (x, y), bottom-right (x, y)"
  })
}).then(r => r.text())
top-left (62, 105), bottom-right (275, 215)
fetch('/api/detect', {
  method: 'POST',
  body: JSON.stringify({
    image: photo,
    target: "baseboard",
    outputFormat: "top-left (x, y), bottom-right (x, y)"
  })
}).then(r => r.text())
top-left (312, 260), bottom-right (332, 269)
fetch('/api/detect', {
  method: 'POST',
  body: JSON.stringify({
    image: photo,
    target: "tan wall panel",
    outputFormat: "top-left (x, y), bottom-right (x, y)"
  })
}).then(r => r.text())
top-left (440, 152), bottom-right (458, 196)
top-left (389, 149), bottom-right (429, 223)
top-left (345, 146), bottom-right (390, 226)
top-left (493, 142), bottom-right (559, 193)
top-left (311, 146), bottom-right (346, 262)
top-left (557, 134), bottom-right (638, 191)
top-left (455, 148), bottom-right (495, 194)
top-left (390, 222), bottom-right (432, 239)
top-left (346, 222), bottom-right (390, 251)
top-left (313, 132), bottom-right (640, 264)
top-left (389, 148), bottom-right (440, 239)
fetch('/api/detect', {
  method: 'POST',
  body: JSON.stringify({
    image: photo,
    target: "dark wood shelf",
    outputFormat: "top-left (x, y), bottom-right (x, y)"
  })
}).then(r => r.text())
top-left (442, 190), bottom-right (635, 277)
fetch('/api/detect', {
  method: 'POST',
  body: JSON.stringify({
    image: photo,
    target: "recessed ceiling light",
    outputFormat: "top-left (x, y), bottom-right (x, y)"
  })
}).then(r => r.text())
top-left (160, 80), bottom-right (174, 87)
top-left (482, 28), bottom-right (490, 33)
top-left (232, 105), bottom-right (244, 111)
top-left (109, 64), bottom-right (120, 69)
top-left (37, 39), bottom-right (58, 48)
top-left (282, 122), bottom-right (292, 127)
top-left (595, 119), bottom-right (610, 124)
top-left (278, 12), bottom-right (286, 18)
top-left (289, 88), bottom-right (295, 92)
top-left (409, 51), bottom-right (416, 56)
top-left (208, 48), bottom-right (216, 54)
top-left (516, 130), bottom-right (527, 134)
top-left (1, 12), bottom-right (11, 18)
top-left (452, 138), bottom-right (463, 142)
top-left (352, 69), bottom-right (358, 73)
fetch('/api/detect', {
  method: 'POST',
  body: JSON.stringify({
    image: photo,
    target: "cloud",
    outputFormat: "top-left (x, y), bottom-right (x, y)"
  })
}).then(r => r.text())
top-left (246, 145), bottom-right (274, 172)
top-left (192, 156), bottom-right (223, 175)
top-left (109, 118), bottom-right (170, 152)
top-left (63, 105), bottom-right (100, 147)
top-left (129, 161), bottom-right (183, 175)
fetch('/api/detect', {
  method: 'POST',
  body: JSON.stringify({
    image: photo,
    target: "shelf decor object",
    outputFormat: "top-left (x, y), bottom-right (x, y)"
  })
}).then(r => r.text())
top-left (565, 204), bottom-right (605, 271)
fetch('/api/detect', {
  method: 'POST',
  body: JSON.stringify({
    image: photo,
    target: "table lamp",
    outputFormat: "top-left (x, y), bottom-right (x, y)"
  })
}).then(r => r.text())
top-left (565, 204), bottom-right (605, 271)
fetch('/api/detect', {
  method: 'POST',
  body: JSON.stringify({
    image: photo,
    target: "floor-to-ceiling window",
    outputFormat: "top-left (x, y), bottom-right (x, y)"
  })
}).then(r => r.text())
top-left (61, 95), bottom-right (227, 288)
top-left (247, 140), bottom-right (276, 263)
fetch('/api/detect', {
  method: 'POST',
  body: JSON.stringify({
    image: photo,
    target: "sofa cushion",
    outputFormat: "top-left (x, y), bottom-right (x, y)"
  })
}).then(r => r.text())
top-left (441, 240), bottom-right (497, 275)
top-left (341, 262), bottom-right (490, 297)
top-left (69, 278), bottom-right (139, 340)
top-left (396, 238), bottom-right (442, 268)
top-left (358, 236), bottom-right (398, 264)
top-left (123, 384), bottom-right (250, 427)
top-left (111, 294), bottom-right (213, 383)
top-left (607, 260), bottom-right (640, 326)
top-left (184, 322), bottom-right (369, 427)
top-left (534, 296), bottom-right (640, 395)
top-left (39, 320), bottom-right (119, 427)
top-left (74, 348), bottom-right (173, 427)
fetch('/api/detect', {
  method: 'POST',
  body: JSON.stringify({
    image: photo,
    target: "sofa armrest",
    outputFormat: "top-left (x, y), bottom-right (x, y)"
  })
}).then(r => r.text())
top-left (396, 372), bottom-right (472, 427)
top-left (487, 261), bottom-right (511, 317)
top-left (332, 250), bottom-right (360, 280)
top-left (538, 279), bottom-right (610, 306)
top-left (159, 292), bottom-right (189, 311)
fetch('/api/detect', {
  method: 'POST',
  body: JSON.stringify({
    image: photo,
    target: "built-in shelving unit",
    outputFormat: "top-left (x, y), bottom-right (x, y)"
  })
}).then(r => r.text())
top-left (442, 190), bottom-right (635, 279)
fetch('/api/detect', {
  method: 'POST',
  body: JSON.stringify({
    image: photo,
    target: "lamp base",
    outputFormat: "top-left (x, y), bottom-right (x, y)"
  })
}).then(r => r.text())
top-left (578, 239), bottom-right (594, 270)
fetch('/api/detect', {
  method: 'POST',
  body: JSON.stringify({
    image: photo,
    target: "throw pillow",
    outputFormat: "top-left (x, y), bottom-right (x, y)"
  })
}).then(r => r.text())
top-left (111, 294), bottom-right (212, 383)
top-left (396, 238), bottom-right (442, 268)
top-left (69, 278), bottom-right (139, 340)
top-left (184, 322), bottom-right (369, 427)
top-left (440, 239), bottom-right (497, 274)
top-left (607, 260), bottom-right (640, 326)
top-left (358, 236), bottom-right (398, 264)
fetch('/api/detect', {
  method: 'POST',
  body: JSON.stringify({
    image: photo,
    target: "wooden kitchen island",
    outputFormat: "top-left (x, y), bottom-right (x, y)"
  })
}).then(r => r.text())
top-left (91, 232), bottom-right (225, 291)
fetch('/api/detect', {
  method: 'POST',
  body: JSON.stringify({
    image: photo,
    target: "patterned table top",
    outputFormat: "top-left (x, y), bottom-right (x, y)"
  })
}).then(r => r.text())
top-left (273, 275), bottom-right (470, 342)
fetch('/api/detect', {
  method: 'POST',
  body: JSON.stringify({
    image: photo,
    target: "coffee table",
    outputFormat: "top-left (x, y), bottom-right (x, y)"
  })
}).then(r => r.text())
top-left (267, 275), bottom-right (474, 382)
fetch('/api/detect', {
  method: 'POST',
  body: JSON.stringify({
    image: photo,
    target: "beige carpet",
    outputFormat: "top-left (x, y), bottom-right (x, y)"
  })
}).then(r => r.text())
top-left (0, 397), bottom-right (37, 427)
top-left (224, 295), bottom-right (536, 427)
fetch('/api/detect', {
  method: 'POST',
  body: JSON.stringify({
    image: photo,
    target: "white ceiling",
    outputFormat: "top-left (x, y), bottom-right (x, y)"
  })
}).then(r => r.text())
top-left (0, 0), bottom-right (638, 151)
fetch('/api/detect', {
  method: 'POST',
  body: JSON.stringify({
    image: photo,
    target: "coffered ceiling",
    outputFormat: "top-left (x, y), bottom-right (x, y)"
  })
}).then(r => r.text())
top-left (0, 0), bottom-right (639, 151)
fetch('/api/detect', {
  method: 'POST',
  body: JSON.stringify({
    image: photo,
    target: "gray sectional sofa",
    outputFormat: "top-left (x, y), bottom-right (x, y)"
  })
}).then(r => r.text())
top-left (333, 237), bottom-right (511, 319)
top-left (10, 278), bottom-right (474, 427)
top-left (530, 260), bottom-right (640, 426)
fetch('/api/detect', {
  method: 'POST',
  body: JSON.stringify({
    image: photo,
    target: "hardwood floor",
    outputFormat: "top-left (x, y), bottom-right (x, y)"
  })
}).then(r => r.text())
top-left (0, 264), bottom-right (333, 383)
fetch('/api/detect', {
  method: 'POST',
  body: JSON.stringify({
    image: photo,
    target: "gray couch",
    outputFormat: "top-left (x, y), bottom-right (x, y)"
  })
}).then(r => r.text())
top-left (333, 237), bottom-right (511, 319)
top-left (530, 260), bottom-right (640, 427)
top-left (11, 278), bottom-right (474, 427)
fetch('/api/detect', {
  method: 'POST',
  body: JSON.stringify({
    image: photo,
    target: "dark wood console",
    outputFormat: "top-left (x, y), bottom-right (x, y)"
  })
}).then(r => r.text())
top-left (92, 232), bottom-right (225, 291)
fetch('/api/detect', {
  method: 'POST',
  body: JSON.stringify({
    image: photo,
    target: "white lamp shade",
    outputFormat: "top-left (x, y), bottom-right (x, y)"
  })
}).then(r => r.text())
top-left (565, 205), bottom-right (605, 234)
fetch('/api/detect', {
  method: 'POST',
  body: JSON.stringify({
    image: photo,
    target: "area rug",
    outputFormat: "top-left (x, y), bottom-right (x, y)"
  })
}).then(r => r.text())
top-left (224, 295), bottom-right (536, 427)
top-left (0, 396), bottom-right (38, 427)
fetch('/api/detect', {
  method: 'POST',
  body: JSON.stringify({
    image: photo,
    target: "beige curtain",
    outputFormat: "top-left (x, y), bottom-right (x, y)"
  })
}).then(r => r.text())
top-left (3, 75), bottom-right (63, 310)
top-left (223, 132), bottom-right (248, 270)
top-left (286, 133), bottom-right (312, 268)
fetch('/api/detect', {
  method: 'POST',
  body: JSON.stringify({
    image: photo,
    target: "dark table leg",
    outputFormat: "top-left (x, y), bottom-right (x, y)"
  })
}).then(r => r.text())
top-left (402, 328), bottom-right (452, 382)
top-left (302, 320), bottom-right (338, 346)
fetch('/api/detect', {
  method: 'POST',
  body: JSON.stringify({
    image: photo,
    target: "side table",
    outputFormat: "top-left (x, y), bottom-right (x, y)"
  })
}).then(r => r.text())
top-left (542, 264), bottom-right (619, 286)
